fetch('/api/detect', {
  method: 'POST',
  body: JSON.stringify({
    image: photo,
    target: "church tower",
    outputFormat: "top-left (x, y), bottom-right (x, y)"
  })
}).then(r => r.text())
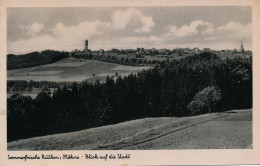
top-left (85, 39), bottom-right (88, 52)
top-left (240, 41), bottom-right (245, 53)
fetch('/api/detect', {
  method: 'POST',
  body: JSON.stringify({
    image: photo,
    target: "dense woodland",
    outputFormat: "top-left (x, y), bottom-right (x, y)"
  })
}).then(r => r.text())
top-left (7, 52), bottom-right (252, 142)
top-left (7, 50), bottom-right (68, 70)
top-left (7, 80), bottom-right (74, 93)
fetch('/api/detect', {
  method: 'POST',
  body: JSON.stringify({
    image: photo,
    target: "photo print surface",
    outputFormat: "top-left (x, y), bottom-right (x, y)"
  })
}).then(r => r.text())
top-left (6, 6), bottom-right (252, 150)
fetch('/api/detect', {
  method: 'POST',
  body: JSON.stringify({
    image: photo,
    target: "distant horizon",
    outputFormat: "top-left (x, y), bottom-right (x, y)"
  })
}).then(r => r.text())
top-left (7, 44), bottom-right (252, 55)
top-left (8, 7), bottom-right (252, 54)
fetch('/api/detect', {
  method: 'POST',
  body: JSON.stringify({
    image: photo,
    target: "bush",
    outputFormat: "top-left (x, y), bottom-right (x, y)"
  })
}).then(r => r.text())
top-left (187, 86), bottom-right (221, 115)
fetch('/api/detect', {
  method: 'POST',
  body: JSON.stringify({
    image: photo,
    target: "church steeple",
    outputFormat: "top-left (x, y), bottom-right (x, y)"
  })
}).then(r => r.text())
top-left (240, 41), bottom-right (245, 53)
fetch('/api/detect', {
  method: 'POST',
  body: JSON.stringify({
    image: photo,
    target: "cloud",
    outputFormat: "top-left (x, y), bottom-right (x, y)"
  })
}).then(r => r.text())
top-left (9, 8), bottom-right (158, 54)
top-left (165, 20), bottom-right (214, 37)
top-left (217, 22), bottom-right (252, 38)
top-left (9, 8), bottom-right (157, 54)
top-left (9, 20), bottom-right (112, 54)
top-left (51, 21), bottom-right (109, 41)
top-left (8, 10), bottom-right (252, 54)
top-left (8, 34), bottom-right (56, 54)
top-left (111, 8), bottom-right (155, 33)
top-left (20, 23), bottom-right (44, 35)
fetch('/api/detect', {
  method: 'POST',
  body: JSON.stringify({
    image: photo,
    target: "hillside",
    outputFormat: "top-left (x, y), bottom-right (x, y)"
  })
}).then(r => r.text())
top-left (8, 109), bottom-right (252, 150)
top-left (7, 57), bottom-right (151, 82)
top-left (7, 50), bottom-right (68, 70)
top-left (7, 53), bottom-right (252, 143)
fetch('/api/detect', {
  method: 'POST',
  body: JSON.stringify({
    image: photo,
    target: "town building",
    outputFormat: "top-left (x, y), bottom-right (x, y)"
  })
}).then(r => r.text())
top-left (203, 48), bottom-right (211, 52)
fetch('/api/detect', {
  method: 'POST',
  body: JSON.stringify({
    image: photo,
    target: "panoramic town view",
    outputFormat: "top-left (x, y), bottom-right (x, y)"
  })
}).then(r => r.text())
top-left (7, 7), bottom-right (252, 150)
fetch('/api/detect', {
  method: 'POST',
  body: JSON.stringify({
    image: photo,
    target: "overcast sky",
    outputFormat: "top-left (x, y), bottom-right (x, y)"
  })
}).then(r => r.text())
top-left (7, 7), bottom-right (252, 54)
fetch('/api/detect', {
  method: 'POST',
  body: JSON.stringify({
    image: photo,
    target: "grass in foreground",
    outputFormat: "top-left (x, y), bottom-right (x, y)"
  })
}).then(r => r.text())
top-left (8, 109), bottom-right (252, 150)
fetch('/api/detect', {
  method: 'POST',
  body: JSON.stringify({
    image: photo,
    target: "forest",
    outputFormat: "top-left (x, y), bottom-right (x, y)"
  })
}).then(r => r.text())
top-left (7, 52), bottom-right (252, 142)
top-left (7, 80), bottom-right (74, 93)
top-left (7, 50), bottom-right (68, 70)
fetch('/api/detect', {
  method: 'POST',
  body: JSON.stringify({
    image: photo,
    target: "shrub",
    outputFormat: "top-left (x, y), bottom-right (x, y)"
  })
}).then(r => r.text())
top-left (187, 86), bottom-right (221, 115)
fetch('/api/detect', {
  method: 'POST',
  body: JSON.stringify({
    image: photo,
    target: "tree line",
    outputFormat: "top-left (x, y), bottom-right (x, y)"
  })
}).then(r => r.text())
top-left (7, 80), bottom-right (75, 93)
top-left (7, 50), bottom-right (68, 70)
top-left (7, 52), bottom-right (252, 142)
top-left (71, 51), bottom-right (164, 66)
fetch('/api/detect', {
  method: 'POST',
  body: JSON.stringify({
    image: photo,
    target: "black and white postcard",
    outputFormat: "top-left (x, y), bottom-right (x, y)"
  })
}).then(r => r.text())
top-left (0, 0), bottom-right (260, 165)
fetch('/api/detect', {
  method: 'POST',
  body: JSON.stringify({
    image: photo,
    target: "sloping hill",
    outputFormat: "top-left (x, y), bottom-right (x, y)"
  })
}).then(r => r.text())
top-left (7, 50), bottom-right (68, 70)
top-left (8, 109), bottom-right (252, 150)
top-left (7, 57), bottom-right (151, 82)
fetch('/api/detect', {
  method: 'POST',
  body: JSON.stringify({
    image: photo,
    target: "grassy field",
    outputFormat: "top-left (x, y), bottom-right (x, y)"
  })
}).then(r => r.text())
top-left (8, 109), bottom-right (252, 150)
top-left (7, 57), bottom-right (151, 82)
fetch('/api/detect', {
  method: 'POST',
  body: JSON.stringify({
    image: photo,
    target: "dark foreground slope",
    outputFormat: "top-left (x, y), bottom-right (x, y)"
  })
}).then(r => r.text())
top-left (8, 109), bottom-right (252, 150)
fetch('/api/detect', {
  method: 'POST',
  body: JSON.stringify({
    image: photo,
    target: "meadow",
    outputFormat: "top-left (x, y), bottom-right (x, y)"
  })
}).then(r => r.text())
top-left (7, 57), bottom-right (151, 82)
top-left (8, 109), bottom-right (252, 150)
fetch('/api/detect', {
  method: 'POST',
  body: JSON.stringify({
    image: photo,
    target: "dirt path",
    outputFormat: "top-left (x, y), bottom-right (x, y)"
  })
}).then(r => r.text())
top-left (8, 109), bottom-right (252, 150)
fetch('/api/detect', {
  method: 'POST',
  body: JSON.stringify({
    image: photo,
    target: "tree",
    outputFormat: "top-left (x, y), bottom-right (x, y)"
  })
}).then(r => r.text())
top-left (32, 91), bottom-right (52, 135)
top-left (187, 86), bottom-right (221, 115)
top-left (41, 85), bottom-right (51, 95)
top-left (7, 94), bottom-right (33, 141)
